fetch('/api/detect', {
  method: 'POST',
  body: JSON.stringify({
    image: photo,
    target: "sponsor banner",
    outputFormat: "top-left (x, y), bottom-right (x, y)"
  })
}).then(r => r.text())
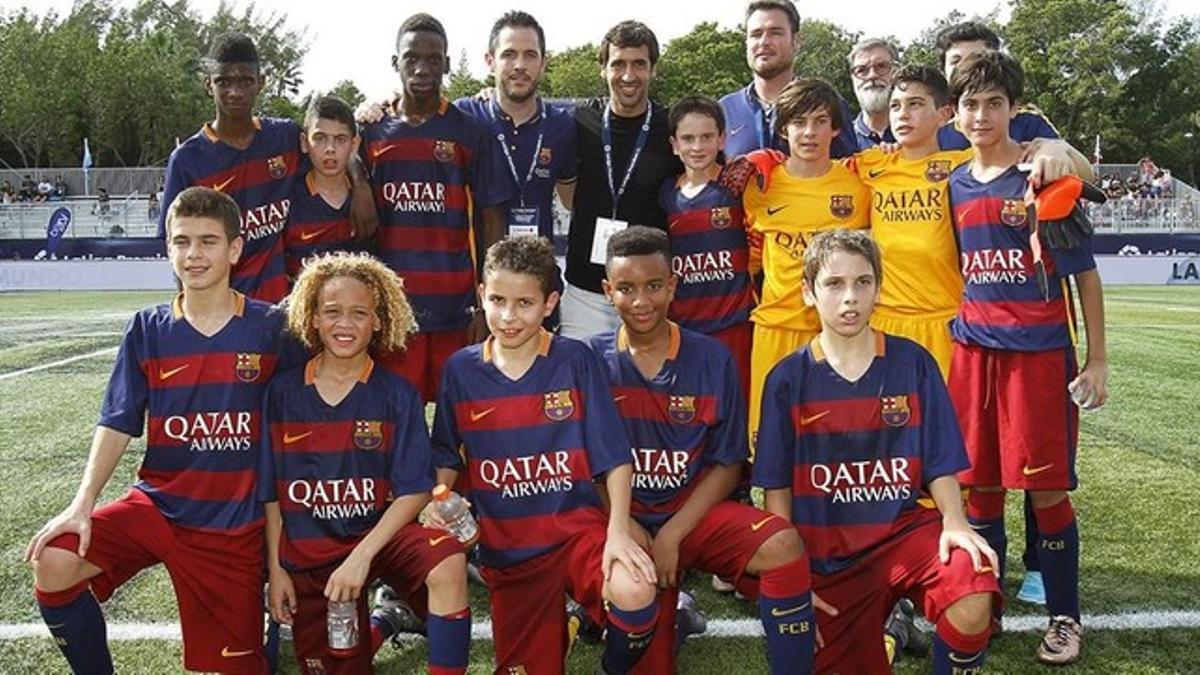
top-left (0, 259), bottom-right (174, 290)
top-left (45, 207), bottom-right (72, 256)
top-left (1096, 255), bottom-right (1200, 285)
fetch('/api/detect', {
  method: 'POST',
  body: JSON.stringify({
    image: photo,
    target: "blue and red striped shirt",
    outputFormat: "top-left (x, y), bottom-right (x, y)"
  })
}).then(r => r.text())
top-left (588, 323), bottom-right (747, 530)
top-left (751, 332), bottom-right (969, 575)
top-left (284, 171), bottom-right (356, 280)
top-left (361, 100), bottom-right (515, 332)
top-left (659, 176), bottom-right (754, 334)
top-left (258, 357), bottom-right (434, 571)
top-left (160, 117), bottom-right (301, 302)
top-left (99, 293), bottom-right (294, 535)
top-left (431, 331), bottom-right (631, 569)
top-left (949, 164), bottom-right (1095, 352)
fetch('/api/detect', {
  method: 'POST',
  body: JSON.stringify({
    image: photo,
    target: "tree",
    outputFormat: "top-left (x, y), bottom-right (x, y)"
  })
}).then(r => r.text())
top-left (655, 22), bottom-right (749, 104)
top-left (327, 80), bottom-right (366, 110)
top-left (792, 19), bottom-right (860, 106)
top-left (444, 49), bottom-right (488, 102)
top-left (544, 44), bottom-right (605, 100)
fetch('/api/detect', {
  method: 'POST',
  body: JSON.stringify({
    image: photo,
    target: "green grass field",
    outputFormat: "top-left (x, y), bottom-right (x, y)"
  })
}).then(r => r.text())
top-left (1, 287), bottom-right (1198, 673)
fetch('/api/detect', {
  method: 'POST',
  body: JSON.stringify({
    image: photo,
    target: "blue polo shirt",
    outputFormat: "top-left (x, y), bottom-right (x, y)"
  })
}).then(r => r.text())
top-left (719, 83), bottom-right (859, 159)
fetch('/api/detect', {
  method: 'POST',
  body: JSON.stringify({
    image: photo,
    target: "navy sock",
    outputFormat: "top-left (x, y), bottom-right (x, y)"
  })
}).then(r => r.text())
top-left (1034, 497), bottom-right (1080, 620)
top-left (932, 614), bottom-right (990, 675)
top-left (602, 599), bottom-right (658, 674)
top-left (427, 609), bottom-right (470, 675)
top-left (1022, 492), bottom-right (1041, 573)
top-left (967, 490), bottom-right (1008, 582)
top-left (36, 582), bottom-right (113, 675)
top-left (757, 555), bottom-right (814, 675)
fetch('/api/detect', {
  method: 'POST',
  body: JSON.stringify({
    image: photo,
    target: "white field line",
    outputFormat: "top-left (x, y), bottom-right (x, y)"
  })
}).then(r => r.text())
top-left (0, 347), bottom-right (117, 382)
top-left (0, 333), bottom-right (122, 355)
top-left (3, 611), bottom-right (1199, 642)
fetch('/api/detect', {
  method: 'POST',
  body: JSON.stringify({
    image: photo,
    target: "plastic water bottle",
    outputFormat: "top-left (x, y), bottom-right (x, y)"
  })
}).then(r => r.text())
top-left (327, 599), bottom-right (358, 656)
top-left (432, 484), bottom-right (478, 543)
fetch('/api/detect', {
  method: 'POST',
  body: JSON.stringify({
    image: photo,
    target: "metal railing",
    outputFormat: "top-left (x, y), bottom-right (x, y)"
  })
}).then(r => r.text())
top-left (1088, 197), bottom-right (1199, 233)
top-left (1, 168), bottom-right (165, 200)
top-left (0, 198), bottom-right (160, 239)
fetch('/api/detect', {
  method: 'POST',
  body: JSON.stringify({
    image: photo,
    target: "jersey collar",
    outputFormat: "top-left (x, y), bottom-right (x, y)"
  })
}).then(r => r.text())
top-left (201, 117), bottom-right (262, 143)
top-left (481, 329), bottom-right (552, 363)
top-left (616, 321), bottom-right (680, 361)
top-left (171, 290), bottom-right (245, 320)
top-left (809, 329), bottom-right (886, 363)
top-left (303, 354), bottom-right (375, 385)
top-left (305, 170), bottom-right (352, 196)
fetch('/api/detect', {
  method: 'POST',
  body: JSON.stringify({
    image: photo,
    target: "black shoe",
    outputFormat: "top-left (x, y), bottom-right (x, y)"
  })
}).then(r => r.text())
top-left (675, 591), bottom-right (708, 650)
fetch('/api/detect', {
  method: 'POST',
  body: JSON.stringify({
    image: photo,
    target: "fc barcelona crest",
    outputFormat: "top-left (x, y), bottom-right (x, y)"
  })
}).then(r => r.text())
top-left (234, 353), bottom-right (262, 383)
top-left (829, 194), bottom-right (854, 219)
top-left (544, 390), bottom-right (575, 422)
top-left (880, 395), bottom-right (911, 427)
top-left (1000, 199), bottom-right (1028, 227)
top-left (538, 147), bottom-right (554, 166)
top-left (433, 139), bottom-right (457, 163)
top-left (668, 395), bottom-right (697, 424)
top-left (266, 155), bottom-right (288, 180)
top-left (709, 207), bottom-right (732, 229)
top-left (354, 420), bottom-right (384, 450)
top-left (925, 160), bottom-right (952, 182)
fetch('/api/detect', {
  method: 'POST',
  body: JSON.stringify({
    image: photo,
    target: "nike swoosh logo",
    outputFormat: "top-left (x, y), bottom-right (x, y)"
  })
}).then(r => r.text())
top-left (373, 143), bottom-right (398, 158)
top-left (283, 431), bottom-right (313, 444)
top-left (158, 364), bottom-right (189, 380)
top-left (770, 601), bottom-right (811, 617)
top-left (298, 228), bottom-right (327, 242)
top-left (470, 407), bottom-right (496, 422)
top-left (212, 176), bottom-right (236, 192)
top-left (766, 205), bottom-right (788, 216)
top-left (428, 535), bottom-right (453, 546)
top-left (627, 629), bottom-right (654, 640)
top-left (729, 125), bottom-right (745, 136)
top-left (948, 652), bottom-right (978, 665)
top-left (799, 410), bottom-right (831, 426)
top-left (45, 622), bottom-right (66, 630)
top-left (1022, 463), bottom-right (1054, 476)
top-left (750, 516), bottom-right (774, 532)
top-left (868, 169), bottom-right (886, 178)
top-left (221, 647), bottom-right (254, 658)
top-left (969, 522), bottom-right (990, 531)
top-left (613, 395), bottom-right (628, 403)
top-left (976, 566), bottom-right (994, 574)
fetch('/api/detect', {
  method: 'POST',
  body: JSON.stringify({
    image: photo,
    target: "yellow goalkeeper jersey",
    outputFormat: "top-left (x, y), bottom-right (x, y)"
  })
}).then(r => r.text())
top-left (853, 147), bottom-right (973, 317)
top-left (744, 161), bottom-right (869, 332)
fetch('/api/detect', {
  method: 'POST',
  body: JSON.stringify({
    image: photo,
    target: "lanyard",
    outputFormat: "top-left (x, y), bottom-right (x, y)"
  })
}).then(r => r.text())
top-left (491, 100), bottom-right (546, 208)
top-left (602, 102), bottom-right (653, 218)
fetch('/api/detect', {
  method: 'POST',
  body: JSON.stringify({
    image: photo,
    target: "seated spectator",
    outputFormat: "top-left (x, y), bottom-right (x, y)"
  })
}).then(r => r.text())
top-left (148, 192), bottom-right (160, 221)
top-left (19, 175), bottom-right (34, 201)
top-left (1, 181), bottom-right (13, 204)
top-left (35, 180), bottom-right (53, 203)
top-left (53, 175), bottom-right (67, 199)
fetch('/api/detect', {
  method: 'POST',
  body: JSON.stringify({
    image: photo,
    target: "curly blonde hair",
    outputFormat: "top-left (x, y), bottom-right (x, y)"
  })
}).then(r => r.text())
top-left (287, 252), bottom-right (417, 354)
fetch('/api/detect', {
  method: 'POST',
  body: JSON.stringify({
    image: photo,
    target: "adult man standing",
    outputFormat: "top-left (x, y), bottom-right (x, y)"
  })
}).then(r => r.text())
top-left (848, 38), bottom-right (900, 149)
top-left (720, 0), bottom-right (858, 159)
top-left (560, 21), bottom-right (681, 338)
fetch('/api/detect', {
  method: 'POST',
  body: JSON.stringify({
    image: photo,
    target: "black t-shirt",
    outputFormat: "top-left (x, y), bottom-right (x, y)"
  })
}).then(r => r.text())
top-left (565, 99), bottom-right (682, 293)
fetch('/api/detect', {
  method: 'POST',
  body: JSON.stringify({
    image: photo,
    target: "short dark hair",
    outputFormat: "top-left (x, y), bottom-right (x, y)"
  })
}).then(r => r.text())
top-left (483, 236), bottom-right (559, 297)
top-left (745, 1), bottom-right (800, 35)
top-left (396, 13), bottom-right (447, 53)
top-left (935, 21), bottom-right (1001, 69)
top-left (803, 229), bottom-right (882, 290)
top-left (165, 186), bottom-right (242, 242)
top-left (599, 21), bottom-right (660, 66)
top-left (488, 11), bottom-right (545, 55)
top-left (204, 33), bottom-right (258, 72)
top-left (775, 78), bottom-right (843, 135)
top-left (891, 64), bottom-right (951, 107)
top-left (606, 226), bottom-right (670, 269)
top-left (949, 50), bottom-right (1024, 105)
top-left (669, 96), bottom-right (725, 135)
top-left (304, 96), bottom-right (356, 136)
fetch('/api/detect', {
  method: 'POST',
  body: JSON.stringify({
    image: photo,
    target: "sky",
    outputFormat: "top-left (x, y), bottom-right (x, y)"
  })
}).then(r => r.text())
top-left (16, 0), bottom-right (1199, 100)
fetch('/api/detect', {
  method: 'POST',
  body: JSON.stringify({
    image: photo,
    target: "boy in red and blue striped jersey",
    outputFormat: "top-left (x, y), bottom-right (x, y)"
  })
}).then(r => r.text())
top-left (261, 253), bottom-right (470, 674)
top-left (431, 236), bottom-right (659, 674)
top-left (590, 226), bottom-right (814, 675)
top-left (753, 229), bottom-right (1000, 674)
top-left (27, 187), bottom-right (302, 675)
top-left (160, 33), bottom-right (301, 303)
top-left (947, 51), bottom-right (1108, 665)
top-left (361, 13), bottom-right (515, 401)
top-left (284, 97), bottom-right (360, 282)
top-left (659, 97), bottom-right (755, 398)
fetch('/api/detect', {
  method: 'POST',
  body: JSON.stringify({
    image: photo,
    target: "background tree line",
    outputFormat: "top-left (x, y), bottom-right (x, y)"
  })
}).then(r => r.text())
top-left (2, 0), bottom-right (1198, 182)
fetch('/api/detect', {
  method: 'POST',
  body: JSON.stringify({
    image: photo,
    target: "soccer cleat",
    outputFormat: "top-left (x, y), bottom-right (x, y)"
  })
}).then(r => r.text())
top-left (372, 585), bottom-right (426, 641)
top-left (1017, 570), bottom-right (1048, 605)
top-left (675, 591), bottom-right (708, 650)
top-left (883, 598), bottom-right (929, 663)
top-left (566, 596), bottom-right (603, 648)
top-left (711, 574), bottom-right (736, 593)
top-left (1036, 615), bottom-right (1082, 665)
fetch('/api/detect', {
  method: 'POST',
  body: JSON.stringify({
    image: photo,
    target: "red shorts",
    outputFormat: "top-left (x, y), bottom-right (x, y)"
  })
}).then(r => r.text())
top-left (709, 321), bottom-right (753, 402)
top-left (376, 327), bottom-right (469, 402)
top-left (634, 502), bottom-right (792, 675)
top-left (46, 489), bottom-right (267, 674)
top-left (812, 516), bottom-right (1001, 674)
top-left (288, 523), bottom-right (465, 674)
top-left (481, 508), bottom-right (611, 674)
top-left (949, 343), bottom-right (1079, 490)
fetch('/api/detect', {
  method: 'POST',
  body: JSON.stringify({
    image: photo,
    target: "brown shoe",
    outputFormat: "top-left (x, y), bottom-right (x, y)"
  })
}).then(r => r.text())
top-left (1036, 615), bottom-right (1082, 665)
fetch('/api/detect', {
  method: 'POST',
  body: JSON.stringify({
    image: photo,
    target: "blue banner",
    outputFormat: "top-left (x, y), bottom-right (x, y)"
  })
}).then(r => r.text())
top-left (45, 207), bottom-right (72, 257)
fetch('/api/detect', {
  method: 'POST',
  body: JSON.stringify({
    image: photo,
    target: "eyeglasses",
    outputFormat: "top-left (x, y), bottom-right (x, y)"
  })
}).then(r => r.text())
top-left (851, 62), bottom-right (895, 79)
